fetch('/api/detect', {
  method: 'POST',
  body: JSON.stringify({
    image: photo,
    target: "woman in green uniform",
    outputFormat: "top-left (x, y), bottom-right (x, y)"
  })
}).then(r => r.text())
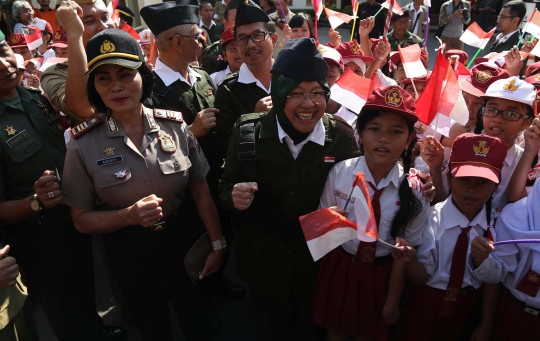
top-left (218, 37), bottom-right (360, 340)
top-left (61, 29), bottom-right (226, 341)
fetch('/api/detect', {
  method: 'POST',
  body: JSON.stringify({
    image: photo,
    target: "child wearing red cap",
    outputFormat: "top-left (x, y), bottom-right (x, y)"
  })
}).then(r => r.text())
top-left (394, 133), bottom-right (507, 341)
top-left (210, 25), bottom-right (243, 86)
top-left (313, 86), bottom-right (430, 341)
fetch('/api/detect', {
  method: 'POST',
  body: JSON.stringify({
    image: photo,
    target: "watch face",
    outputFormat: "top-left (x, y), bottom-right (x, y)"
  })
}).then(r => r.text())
top-left (30, 197), bottom-right (41, 211)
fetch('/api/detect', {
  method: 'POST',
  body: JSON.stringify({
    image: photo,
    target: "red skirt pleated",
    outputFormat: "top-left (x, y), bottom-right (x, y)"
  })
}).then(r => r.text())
top-left (312, 247), bottom-right (393, 340)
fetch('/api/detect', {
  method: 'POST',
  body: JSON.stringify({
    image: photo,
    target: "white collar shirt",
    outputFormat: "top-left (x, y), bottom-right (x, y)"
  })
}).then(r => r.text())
top-left (319, 156), bottom-right (429, 257)
top-left (492, 143), bottom-right (522, 214)
top-left (210, 65), bottom-right (231, 87)
top-left (276, 117), bottom-right (325, 160)
top-left (237, 63), bottom-right (271, 93)
top-left (408, 4), bottom-right (422, 35)
top-left (154, 58), bottom-right (202, 87)
top-left (495, 29), bottom-right (519, 44)
top-left (200, 19), bottom-right (216, 30)
top-left (419, 195), bottom-right (489, 290)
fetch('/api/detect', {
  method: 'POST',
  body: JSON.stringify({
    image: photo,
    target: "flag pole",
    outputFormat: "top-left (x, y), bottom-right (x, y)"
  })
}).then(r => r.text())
top-left (466, 47), bottom-right (482, 68)
top-left (424, 6), bottom-right (430, 44)
top-left (277, 0), bottom-right (288, 24)
top-left (383, 0), bottom-right (395, 43)
top-left (350, 3), bottom-right (359, 42)
top-left (315, 12), bottom-right (319, 41)
top-left (343, 175), bottom-right (360, 211)
top-left (410, 78), bottom-right (419, 100)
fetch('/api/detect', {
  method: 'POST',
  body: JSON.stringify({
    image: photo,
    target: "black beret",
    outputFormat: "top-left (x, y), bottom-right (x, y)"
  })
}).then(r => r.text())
top-left (140, 2), bottom-right (199, 36)
top-left (116, 4), bottom-right (135, 20)
top-left (391, 9), bottom-right (410, 22)
top-left (176, 0), bottom-right (198, 5)
top-left (271, 38), bottom-right (329, 81)
top-left (85, 29), bottom-right (144, 77)
top-left (225, 0), bottom-right (239, 13)
top-left (234, 0), bottom-right (271, 31)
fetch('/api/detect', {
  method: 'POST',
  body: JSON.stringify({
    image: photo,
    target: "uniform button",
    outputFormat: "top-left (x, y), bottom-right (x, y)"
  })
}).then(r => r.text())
top-left (25, 147), bottom-right (30, 153)
top-left (290, 191), bottom-right (295, 196)
top-left (110, 176), bottom-right (116, 182)
top-left (292, 165), bottom-right (297, 170)
top-left (145, 179), bottom-right (151, 185)
top-left (174, 161), bottom-right (180, 168)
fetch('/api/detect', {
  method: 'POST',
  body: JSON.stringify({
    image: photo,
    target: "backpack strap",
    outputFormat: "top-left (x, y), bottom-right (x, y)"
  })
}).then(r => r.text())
top-left (238, 120), bottom-right (257, 182)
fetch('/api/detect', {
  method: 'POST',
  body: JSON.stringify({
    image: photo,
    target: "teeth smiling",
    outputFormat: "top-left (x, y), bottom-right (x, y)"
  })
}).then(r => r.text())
top-left (297, 113), bottom-right (313, 120)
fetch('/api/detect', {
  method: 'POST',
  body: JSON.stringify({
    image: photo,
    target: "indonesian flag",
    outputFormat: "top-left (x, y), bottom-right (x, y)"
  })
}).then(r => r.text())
top-left (330, 69), bottom-right (371, 114)
top-left (416, 51), bottom-right (469, 137)
top-left (122, 23), bottom-right (140, 40)
top-left (424, 0), bottom-right (431, 6)
top-left (312, 0), bottom-right (324, 20)
top-left (524, 9), bottom-right (540, 38)
top-left (107, 0), bottom-right (121, 27)
top-left (454, 60), bottom-right (471, 83)
top-left (39, 57), bottom-right (68, 72)
top-left (351, 172), bottom-right (379, 242)
top-left (324, 7), bottom-right (357, 30)
top-left (382, 0), bottom-right (403, 15)
top-left (398, 44), bottom-right (427, 79)
top-left (22, 27), bottom-right (43, 51)
top-left (300, 208), bottom-right (357, 261)
top-left (459, 22), bottom-right (496, 49)
top-left (485, 50), bottom-right (530, 65)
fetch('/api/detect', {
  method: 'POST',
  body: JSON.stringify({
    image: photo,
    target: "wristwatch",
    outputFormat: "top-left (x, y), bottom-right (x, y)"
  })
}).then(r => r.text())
top-left (211, 237), bottom-right (228, 251)
top-left (30, 194), bottom-right (42, 212)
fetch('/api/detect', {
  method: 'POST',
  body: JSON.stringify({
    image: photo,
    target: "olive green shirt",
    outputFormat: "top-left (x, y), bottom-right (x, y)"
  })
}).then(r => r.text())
top-left (201, 40), bottom-right (227, 75)
top-left (61, 107), bottom-right (209, 218)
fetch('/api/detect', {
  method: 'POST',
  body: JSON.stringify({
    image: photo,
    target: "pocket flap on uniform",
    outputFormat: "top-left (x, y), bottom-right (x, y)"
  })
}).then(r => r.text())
top-left (158, 155), bottom-right (191, 174)
top-left (94, 166), bottom-right (132, 189)
top-left (4, 135), bottom-right (42, 163)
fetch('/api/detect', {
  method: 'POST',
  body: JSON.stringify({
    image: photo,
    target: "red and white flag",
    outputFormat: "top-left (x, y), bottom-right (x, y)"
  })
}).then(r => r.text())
top-left (416, 51), bottom-right (469, 137)
top-left (122, 23), bottom-right (140, 40)
top-left (312, 0), bottom-right (324, 20)
top-left (22, 27), bottom-right (42, 51)
top-left (300, 208), bottom-right (357, 261)
top-left (382, 0), bottom-right (403, 15)
top-left (38, 57), bottom-right (67, 72)
top-left (107, 0), bottom-right (121, 26)
top-left (330, 69), bottom-right (371, 114)
top-left (351, 172), bottom-right (379, 242)
top-left (459, 22), bottom-right (496, 49)
top-left (524, 9), bottom-right (540, 38)
top-left (323, 7), bottom-right (357, 30)
top-left (398, 44), bottom-right (427, 79)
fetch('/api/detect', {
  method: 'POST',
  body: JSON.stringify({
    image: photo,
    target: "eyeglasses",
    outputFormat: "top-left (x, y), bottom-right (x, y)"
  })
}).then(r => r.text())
top-left (286, 91), bottom-right (329, 103)
top-left (482, 106), bottom-right (530, 121)
top-left (225, 45), bottom-right (239, 53)
top-left (497, 15), bottom-right (515, 20)
top-left (168, 33), bottom-right (203, 41)
top-left (235, 31), bottom-right (270, 46)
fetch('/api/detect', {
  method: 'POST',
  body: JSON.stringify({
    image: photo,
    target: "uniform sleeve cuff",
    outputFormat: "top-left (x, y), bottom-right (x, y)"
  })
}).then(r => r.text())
top-left (61, 192), bottom-right (96, 209)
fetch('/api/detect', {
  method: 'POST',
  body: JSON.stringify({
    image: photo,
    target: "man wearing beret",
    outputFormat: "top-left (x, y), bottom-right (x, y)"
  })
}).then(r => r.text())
top-left (387, 10), bottom-right (424, 51)
top-left (40, 0), bottom-right (114, 125)
top-left (116, 3), bottom-right (135, 30)
top-left (214, 0), bottom-right (277, 157)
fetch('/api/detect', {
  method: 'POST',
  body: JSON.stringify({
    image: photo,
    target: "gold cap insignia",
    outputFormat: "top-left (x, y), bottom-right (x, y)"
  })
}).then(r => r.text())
top-left (55, 32), bottom-right (61, 40)
top-left (100, 40), bottom-right (116, 54)
top-left (143, 33), bottom-right (149, 40)
top-left (350, 41), bottom-right (361, 54)
top-left (473, 140), bottom-right (490, 157)
top-left (529, 271), bottom-right (540, 283)
top-left (503, 79), bottom-right (519, 91)
top-left (385, 88), bottom-right (402, 107)
top-left (10, 35), bottom-right (20, 44)
top-left (444, 288), bottom-right (459, 302)
top-left (229, 26), bottom-right (234, 35)
top-left (475, 70), bottom-right (491, 83)
top-left (535, 75), bottom-right (540, 82)
top-left (103, 145), bottom-right (115, 156)
top-left (5, 126), bottom-right (16, 136)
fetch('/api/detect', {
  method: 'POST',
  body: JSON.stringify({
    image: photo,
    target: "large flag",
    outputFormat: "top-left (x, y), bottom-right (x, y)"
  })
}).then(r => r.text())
top-left (22, 27), bottom-right (43, 51)
top-left (107, 0), bottom-right (121, 26)
top-left (300, 208), bottom-right (357, 261)
top-left (312, 0), bottom-right (324, 20)
top-left (398, 44), bottom-right (427, 79)
top-left (459, 22), bottom-right (496, 49)
top-left (324, 7), bottom-right (357, 30)
top-left (382, 0), bottom-right (403, 15)
top-left (416, 51), bottom-right (469, 137)
top-left (122, 23), bottom-right (140, 40)
top-left (39, 57), bottom-right (68, 72)
top-left (524, 9), bottom-right (540, 38)
top-left (351, 172), bottom-right (379, 242)
top-left (330, 69), bottom-right (371, 114)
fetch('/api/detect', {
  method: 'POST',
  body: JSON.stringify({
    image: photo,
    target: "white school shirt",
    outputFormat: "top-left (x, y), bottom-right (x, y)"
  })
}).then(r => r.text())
top-left (319, 156), bottom-right (429, 257)
top-left (154, 58), bottom-right (202, 87)
top-left (492, 144), bottom-right (523, 213)
top-left (237, 63), bottom-right (271, 94)
top-left (276, 117), bottom-right (325, 160)
top-left (474, 184), bottom-right (540, 309)
top-left (419, 196), bottom-right (489, 290)
top-left (210, 65), bottom-right (232, 87)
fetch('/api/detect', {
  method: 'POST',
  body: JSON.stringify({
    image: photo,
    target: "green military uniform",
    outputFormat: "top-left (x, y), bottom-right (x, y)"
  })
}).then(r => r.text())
top-left (218, 111), bottom-right (360, 338)
top-left (201, 39), bottom-right (227, 75)
top-left (214, 71), bottom-right (270, 156)
top-left (201, 21), bottom-right (225, 45)
top-left (387, 30), bottom-right (424, 51)
top-left (0, 86), bottom-right (105, 340)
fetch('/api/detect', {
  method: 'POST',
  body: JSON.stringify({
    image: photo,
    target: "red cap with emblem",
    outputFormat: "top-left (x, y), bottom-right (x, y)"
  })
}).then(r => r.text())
top-left (335, 40), bottom-right (374, 63)
top-left (221, 25), bottom-right (235, 46)
top-left (444, 49), bottom-right (468, 65)
top-left (50, 29), bottom-right (68, 48)
top-left (390, 48), bottom-right (428, 69)
top-left (525, 61), bottom-right (540, 78)
top-left (7, 33), bottom-right (27, 48)
top-left (460, 63), bottom-right (509, 97)
top-left (362, 85), bottom-right (417, 123)
top-left (450, 133), bottom-right (507, 184)
top-left (401, 70), bottom-right (432, 86)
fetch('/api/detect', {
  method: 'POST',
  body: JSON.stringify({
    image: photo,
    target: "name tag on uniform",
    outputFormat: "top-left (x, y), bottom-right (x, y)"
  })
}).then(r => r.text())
top-left (96, 155), bottom-right (123, 167)
top-left (6, 130), bottom-right (29, 148)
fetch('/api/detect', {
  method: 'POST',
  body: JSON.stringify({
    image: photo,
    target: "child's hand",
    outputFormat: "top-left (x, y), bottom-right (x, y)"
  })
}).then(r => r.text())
top-left (358, 16), bottom-right (375, 38)
top-left (471, 236), bottom-right (495, 267)
top-left (392, 237), bottom-right (417, 262)
top-left (328, 28), bottom-right (342, 47)
top-left (329, 206), bottom-right (349, 218)
top-left (524, 118), bottom-right (540, 154)
top-left (374, 38), bottom-right (391, 61)
top-left (283, 24), bottom-right (292, 41)
top-left (417, 136), bottom-right (444, 170)
top-left (381, 304), bottom-right (401, 326)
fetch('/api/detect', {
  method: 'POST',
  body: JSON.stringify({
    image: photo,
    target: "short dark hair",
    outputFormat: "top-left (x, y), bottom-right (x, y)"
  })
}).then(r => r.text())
top-left (503, 0), bottom-right (527, 22)
top-left (87, 63), bottom-right (154, 113)
top-left (391, 10), bottom-right (410, 22)
top-left (200, 1), bottom-right (212, 10)
top-left (289, 12), bottom-right (315, 39)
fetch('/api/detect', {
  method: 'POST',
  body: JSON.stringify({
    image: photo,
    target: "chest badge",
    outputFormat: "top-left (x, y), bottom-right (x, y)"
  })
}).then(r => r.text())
top-left (159, 132), bottom-right (176, 153)
top-left (103, 145), bottom-right (115, 156)
top-left (114, 169), bottom-right (129, 179)
top-left (107, 116), bottom-right (119, 133)
top-left (5, 126), bottom-right (16, 136)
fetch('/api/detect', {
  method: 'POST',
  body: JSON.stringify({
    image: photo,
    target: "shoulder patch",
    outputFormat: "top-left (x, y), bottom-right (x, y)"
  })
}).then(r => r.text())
top-left (70, 116), bottom-right (103, 139)
top-left (153, 108), bottom-right (184, 122)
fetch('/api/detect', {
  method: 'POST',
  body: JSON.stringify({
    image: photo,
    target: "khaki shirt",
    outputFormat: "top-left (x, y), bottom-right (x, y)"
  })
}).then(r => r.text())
top-left (61, 106), bottom-right (209, 218)
top-left (0, 274), bottom-right (27, 330)
top-left (269, 10), bottom-right (295, 59)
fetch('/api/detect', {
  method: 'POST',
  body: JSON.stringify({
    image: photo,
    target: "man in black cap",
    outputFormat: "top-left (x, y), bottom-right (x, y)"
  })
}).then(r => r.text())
top-left (214, 0), bottom-right (277, 157)
top-left (116, 3), bottom-right (135, 30)
top-left (387, 10), bottom-right (424, 51)
top-left (200, 1), bottom-right (224, 45)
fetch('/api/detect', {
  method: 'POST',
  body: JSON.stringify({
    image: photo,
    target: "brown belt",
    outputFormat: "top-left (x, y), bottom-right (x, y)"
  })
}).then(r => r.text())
top-left (340, 246), bottom-right (393, 266)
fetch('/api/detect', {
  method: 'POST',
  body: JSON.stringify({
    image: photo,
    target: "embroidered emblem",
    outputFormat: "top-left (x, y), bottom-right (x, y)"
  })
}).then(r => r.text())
top-left (100, 40), bottom-right (116, 54)
top-left (114, 169), bottom-right (129, 179)
top-left (528, 271), bottom-right (540, 283)
top-left (146, 113), bottom-right (158, 130)
top-left (159, 132), bottom-right (176, 153)
top-left (5, 126), bottom-right (16, 136)
top-left (444, 288), bottom-right (460, 302)
top-left (385, 88), bottom-right (402, 107)
top-left (103, 145), bottom-right (115, 156)
top-left (229, 26), bottom-right (234, 35)
top-left (324, 156), bottom-right (335, 163)
top-left (502, 79), bottom-right (519, 91)
top-left (361, 247), bottom-right (375, 262)
top-left (473, 140), bottom-right (490, 156)
top-left (143, 32), bottom-right (150, 40)
top-left (475, 70), bottom-right (491, 83)
top-left (55, 31), bottom-right (62, 40)
top-left (350, 41), bottom-right (361, 54)
top-left (107, 116), bottom-right (119, 133)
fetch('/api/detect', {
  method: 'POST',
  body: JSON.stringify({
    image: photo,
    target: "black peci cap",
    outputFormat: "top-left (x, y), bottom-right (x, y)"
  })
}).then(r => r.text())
top-left (116, 4), bottom-right (135, 20)
top-left (225, 0), bottom-right (240, 13)
top-left (271, 38), bottom-right (329, 81)
top-left (234, 0), bottom-right (271, 31)
top-left (391, 9), bottom-right (410, 22)
top-left (140, 2), bottom-right (199, 37)
top-left (85, 29), bottom-right (144, 77)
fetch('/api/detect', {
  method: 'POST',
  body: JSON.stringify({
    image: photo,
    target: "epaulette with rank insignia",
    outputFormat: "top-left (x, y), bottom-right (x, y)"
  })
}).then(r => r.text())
top-left (70, 116), bottom-right (103, 139)
top-left (153, 109), bottom-right (183, 122)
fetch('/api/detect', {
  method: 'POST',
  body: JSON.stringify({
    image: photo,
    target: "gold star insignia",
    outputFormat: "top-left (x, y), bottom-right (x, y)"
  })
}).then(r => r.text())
top-left (5, 126), bottom-right (16, 136)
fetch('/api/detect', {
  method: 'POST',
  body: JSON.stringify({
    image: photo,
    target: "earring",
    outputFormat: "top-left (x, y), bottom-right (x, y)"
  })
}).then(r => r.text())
top-left (404, 149), bottom-right (408, 157)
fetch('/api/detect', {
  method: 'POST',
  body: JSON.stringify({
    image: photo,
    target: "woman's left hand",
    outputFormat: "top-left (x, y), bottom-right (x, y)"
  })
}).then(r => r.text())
top-left (283, 24), bottom-right (291, 41)
top-left (199, 249), bottom-right (226, 280)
